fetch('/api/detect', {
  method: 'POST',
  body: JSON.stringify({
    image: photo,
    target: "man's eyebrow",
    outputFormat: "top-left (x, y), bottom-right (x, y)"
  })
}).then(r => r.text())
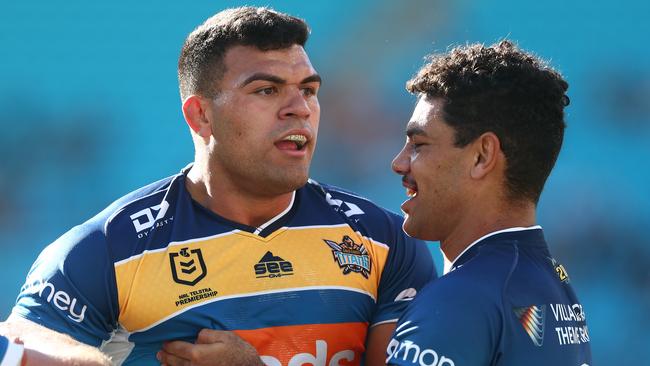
top-left (238, 73), bottom-right (322, 88)
top-left (301, 74), bottom-right (322, 85)
top-left (406, 124), bottom-right (427, 138)
top-left (238, 73), bottom-right (286, 88)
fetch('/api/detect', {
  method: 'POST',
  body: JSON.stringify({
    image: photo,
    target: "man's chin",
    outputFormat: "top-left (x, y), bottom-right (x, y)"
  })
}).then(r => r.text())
top-left (402, 217), bottom-right (419, 238)
top-left (261, 173), bottom-right (309, 196)
top-left (281, 169), bottom-right (309, 188)
top-left (402, 216), bottom-right (435, 241)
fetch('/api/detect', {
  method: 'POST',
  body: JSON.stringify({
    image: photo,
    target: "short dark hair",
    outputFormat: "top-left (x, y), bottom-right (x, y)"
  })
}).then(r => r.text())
top-left (178, 7), bottom-right (310, 100)
top-left (407, 40), bottom-right (569, 204)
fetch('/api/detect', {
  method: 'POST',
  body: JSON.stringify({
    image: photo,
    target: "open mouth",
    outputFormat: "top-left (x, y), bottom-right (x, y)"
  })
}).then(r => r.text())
top-left (402, 177), bottom-right (418, 198)
top-left (406, 187), bottom-right (418, 198)
top-left (275, 134), bottom-right (308, 151)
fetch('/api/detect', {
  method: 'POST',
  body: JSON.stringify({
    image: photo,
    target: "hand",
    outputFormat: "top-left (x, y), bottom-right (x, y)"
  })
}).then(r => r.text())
top-left (157, 329), bottom-right (264, 366)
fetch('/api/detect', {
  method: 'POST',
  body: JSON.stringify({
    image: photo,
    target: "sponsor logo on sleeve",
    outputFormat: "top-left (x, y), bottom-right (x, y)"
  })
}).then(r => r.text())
top-left (323, 235), bottom-right (371, 278)
top-left (169, 247), bottom-right (207, 286)
top-left (130, 200), bottom-right (173, 238)
top-left (21, 279), bottom-right (87, 323)
top-left (386, 321), bottom-right (455, 366)
top-left (513, 305), bottom-right (546, 346)
top-left (549, 303), bottom-right (590, 346)
top-left (515, 302), bottom-right (590, 346)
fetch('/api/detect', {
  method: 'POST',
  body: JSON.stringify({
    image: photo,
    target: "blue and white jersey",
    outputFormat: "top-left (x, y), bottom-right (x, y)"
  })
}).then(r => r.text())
top-left (12, 166), bottom-right (436, 365)
top-left (387, 227), bottom-right (591, 366)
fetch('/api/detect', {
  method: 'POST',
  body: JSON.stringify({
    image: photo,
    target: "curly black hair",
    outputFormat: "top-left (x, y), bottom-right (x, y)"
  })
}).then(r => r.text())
top-left (178, 7), bottom-right (310, 100)
top-left (407, 40), bottom-right (569, 204)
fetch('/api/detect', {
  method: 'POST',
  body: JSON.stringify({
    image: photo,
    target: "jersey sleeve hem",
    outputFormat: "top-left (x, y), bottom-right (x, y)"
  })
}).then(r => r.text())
top-left (10, 308), bottom-right (102, 347)
top-left (0, 341), bottom-right (24, 366)
top-left (370, 318), bottom-right (398, 328)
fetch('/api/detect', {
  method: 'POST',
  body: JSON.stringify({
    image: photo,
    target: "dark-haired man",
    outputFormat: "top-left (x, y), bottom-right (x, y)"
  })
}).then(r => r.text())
top-left (386, 41), bottom-right (592, 365)
top-left (0, 7), bottom-right (435, 366)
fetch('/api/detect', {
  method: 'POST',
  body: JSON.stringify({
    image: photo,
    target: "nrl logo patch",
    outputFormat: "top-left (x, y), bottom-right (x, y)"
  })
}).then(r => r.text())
top-left (169, 247), bottom-right (207, 286)
top-left (323, 235), bottom-right (371, 278)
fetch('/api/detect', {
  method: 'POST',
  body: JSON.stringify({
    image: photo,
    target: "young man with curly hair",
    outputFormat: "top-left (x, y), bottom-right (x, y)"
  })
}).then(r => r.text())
top-left (386, 40), bottom-right (592, 365)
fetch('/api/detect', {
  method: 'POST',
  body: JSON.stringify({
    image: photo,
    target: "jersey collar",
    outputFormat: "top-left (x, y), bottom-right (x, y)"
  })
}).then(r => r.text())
top-left (443, 225), bottom-right (543, 274)
top-left (180, 162), bottom-right (300, 238)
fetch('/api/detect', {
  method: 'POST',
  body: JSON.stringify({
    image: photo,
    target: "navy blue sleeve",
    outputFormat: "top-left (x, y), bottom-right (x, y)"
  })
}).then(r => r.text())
top-left (11, 219), bottom-right (119, 347)
top-left (0, 335), bottom-right (6, 360)
top-left (386, 278), bottom-right (499, 366)
top-left (371, 213), bottom-right (437, 326)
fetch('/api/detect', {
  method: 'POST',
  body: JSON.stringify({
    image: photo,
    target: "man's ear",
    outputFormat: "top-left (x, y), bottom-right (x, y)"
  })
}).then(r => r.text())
top-left (470, 132), bottom-right (501, 179)
top-left (182, 95), bottom-right (213, 139)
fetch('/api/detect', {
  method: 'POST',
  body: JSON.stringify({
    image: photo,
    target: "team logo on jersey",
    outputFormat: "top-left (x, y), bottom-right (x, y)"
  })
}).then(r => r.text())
top-left (254, 251), bottom-right (294, 278)
top-left (513, 305), bottom-right (546, 347)
top-left (323, 235), bottom-right (371, 278)
top-left (169, 247), bottom-right (207, 286)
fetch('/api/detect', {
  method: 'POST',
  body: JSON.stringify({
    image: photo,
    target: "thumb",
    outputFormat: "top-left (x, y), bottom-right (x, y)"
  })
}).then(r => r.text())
top-left (196, 329), bottom-right (230, 344)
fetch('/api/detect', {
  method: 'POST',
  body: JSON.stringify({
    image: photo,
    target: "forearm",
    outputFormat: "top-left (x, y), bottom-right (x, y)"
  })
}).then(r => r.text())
top-left (1, 316), bottom-right (112, 366)
top-left (20, 341), bottom-right (112, 366)
top-left (364, 323), bottom-right (395, 366)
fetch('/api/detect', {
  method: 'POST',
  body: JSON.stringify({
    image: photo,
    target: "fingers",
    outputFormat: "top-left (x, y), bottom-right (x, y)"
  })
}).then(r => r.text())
top-left (195, 329), bottom-right (238, 344)
top-left (161, 340), bottom-right (197, 361)
top-left (160, 330), bottom-right (262, 366)
top-left (161, 341), bottom-right (228, 365)
top-left (157, 349), bottom-right (190, 366)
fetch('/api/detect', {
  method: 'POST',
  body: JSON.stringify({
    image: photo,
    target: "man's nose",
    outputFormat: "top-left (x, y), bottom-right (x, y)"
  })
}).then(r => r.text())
top-left (279, 88), bottom-right (311, 120)
top-left (392, 145), bottom-right (410, 175)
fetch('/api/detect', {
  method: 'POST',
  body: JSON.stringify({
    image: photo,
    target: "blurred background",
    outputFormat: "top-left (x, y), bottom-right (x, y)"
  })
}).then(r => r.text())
top-left (1, 0), bottom-right (648, 363)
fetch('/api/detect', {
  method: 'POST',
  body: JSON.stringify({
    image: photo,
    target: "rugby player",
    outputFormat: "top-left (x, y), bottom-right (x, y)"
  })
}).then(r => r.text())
top-left (386, 40), bottom-right (592, 365)
top-left (0, 7), bottom-right (435, 366)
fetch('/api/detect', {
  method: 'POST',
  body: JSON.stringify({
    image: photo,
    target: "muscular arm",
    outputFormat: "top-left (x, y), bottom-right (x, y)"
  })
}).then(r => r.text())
top-left (364, 323), bottom-right (395, 366)
top-left (0, 314), bottom-right (112, 366)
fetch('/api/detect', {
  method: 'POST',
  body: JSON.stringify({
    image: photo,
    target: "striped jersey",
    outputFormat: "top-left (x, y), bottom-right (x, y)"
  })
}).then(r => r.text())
top-left (12, 167), bottom-right (436, 365)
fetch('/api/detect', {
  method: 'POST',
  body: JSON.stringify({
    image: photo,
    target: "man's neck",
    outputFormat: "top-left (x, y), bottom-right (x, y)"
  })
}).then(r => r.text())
top-left (440, 201), bottom-right (536, 268)
top-left (185, 163), bottom-right (295, 229)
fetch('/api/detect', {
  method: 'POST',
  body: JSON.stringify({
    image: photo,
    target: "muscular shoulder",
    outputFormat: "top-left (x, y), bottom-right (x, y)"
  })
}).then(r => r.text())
top-left (27, 173), bottom-right (181, 271)
top-left (101, 174), bottom-right (178, 233)
top-left (389, 250), bottom-right (516, 362)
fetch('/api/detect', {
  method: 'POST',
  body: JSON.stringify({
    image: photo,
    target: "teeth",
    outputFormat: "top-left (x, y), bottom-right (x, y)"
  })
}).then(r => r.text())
top-left (406, 188), bottom-right (417, 198)
top-left (283, 134), bottom-right (307, 148)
